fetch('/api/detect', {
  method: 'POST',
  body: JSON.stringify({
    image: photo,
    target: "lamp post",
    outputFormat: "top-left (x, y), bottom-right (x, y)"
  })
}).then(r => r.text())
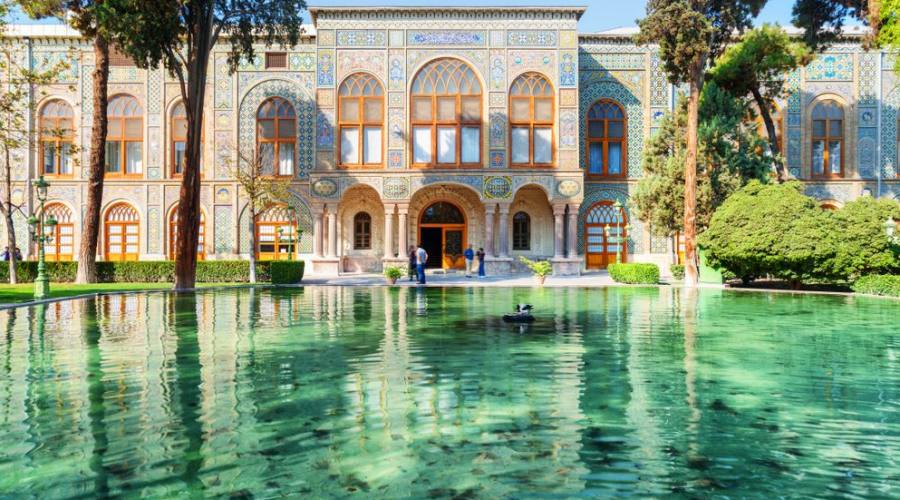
top-left (28, 176), bottom-right (56, 300)
top-left (613, 200), bottom-right (625, 264)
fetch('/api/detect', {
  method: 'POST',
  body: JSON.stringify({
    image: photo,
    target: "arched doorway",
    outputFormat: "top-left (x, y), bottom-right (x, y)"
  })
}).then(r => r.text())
top-left (584, 201), bottom-right (626, 269)
top-left (255, 204), bottom-right (298, 260)
top-left (104, 202), bottom-right (140, 261)
top-left (418, 201), bottom-right (466, 269)
top-left (41, 203), bottom-right (74, 261)
top-left (168, 205), bottom-right (206, 260)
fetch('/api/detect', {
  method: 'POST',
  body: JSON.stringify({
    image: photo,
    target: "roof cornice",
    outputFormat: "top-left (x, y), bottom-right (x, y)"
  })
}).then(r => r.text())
top-left (309, 5), bottom-right (587, 24)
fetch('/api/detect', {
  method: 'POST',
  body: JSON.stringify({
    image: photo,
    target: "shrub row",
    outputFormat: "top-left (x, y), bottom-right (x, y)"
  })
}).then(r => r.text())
top-left (670, 264), bottom-right (685, 281)
top-left (852, 275), bottom-right (900, 297)
top-left (608, 263), bottom-right (660, 284)
top-left (0, 260), bottom-right (303, 285)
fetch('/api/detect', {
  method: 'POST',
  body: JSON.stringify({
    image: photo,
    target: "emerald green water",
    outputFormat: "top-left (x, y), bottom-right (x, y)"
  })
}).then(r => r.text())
top-left (0, 287), bottom-right (897, 498)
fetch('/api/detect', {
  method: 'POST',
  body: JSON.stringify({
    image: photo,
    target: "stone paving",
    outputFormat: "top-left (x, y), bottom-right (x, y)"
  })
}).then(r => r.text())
top-left (302, 270), bottom-right (628, 287)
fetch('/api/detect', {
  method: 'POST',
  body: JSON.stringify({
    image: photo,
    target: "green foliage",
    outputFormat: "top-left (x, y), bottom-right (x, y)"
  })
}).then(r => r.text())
top-left (825, 197), bottom-right (900, 281)
top-left (852, 275), bottom-right (900, 297)
top-left (608, 263), bottom-right (661, 284)
top-left (632, 84), bottom-right (772, 236)
top-left (699, 181), bottom-right (837, 284)
top-left (879, 0), bottom-right (900, 71)
top-left (0, 260), bottom-right (304, 284)
top-left (670, 264), bottom-right (685, 280)
top-left (269, 261), bottom-right (304, 284)
top-left (518, 256), bottom-right (553, 278)
top-left (794, 0), bottom-right (877, 49)
top-left (383, 266), bottom-right (405, 280)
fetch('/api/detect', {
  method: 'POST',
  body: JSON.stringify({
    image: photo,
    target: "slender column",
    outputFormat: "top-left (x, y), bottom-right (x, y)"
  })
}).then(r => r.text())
top-left (567, 204), bottom-right (580, 258)
top-left (326, 204), bottom-right (338, 258)
top-left (553, 204), bottom-right (565, 259)
top-left (383, 204), bottom-right (395, 259)
top-left (497, 203), bottom-right (510, 258)
top-left (397, 205), bottom-right (409, 259)
top-left (484, 204), bottom-right (496, 257)
top-left (312, 210), bottom-right (324, 258)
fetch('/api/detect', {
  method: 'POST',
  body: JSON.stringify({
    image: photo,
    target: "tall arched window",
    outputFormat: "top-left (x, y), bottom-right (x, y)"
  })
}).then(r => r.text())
top-left (41, 203), bottom-right (74, 261)
top-left (811, 99), bottom-right (844, 178)
top-left (168, 205), bottom-right (205, 260)
top-left (353, 212), bottom-right (372, 249)
top-left (509, 73), bottom-right (554, 167)
top-left (339, 73), bottom-right (384, 168)
top-left (105, 95), bottom-right (143, 177)
top-left (104, 203), bottom-right (140, 261)
top-left (257, 97), bottom-right (296, 176)
top-left (39, 100), bottom-right (74, 176)
top-left (410, 58), bottom-right (482, 167)
top-left (255, 204), bottom-right (297, 260)
top-left (512, 211), bottom-right (531, 251)
top-left (586, 100), bottom-right (626, 177)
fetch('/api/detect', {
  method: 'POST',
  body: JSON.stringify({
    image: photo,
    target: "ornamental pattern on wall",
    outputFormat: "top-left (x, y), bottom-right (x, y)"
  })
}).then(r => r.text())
top-left (383, 177), bottom-right (410, 199)
top-left (490, 112), bottom-right (506, 148)
top-left (580, 81), bottom-right (644, 177)
top-left (507, 30), bottom-right (557, 47)
top-left (337, 30), bottom-right (387, 47)
top-left (215, 53), bottom-right (233, 109)
top-left (559, 110), bottom-right (577, 149)
top-left (880, 85), bottom-right (900, 179)
top-left (337, 50), bottom-right (387, 81)
top-left (317, 109), bottom-right (335, 150)
top-left (483, 176), bottom-right (513, 199)
top-left (214, 206), bottom-right (232, 253)
top-left (388, 51), bottom-right (405, 90)
top-left (579, 51), bottom-right (645, 71)
top-left (508, 50), bottom-right (556, 80)
top-left (31, 51), bottom-right (79, 82)
top-left (577, 184), bottom-right (640, 254)
top-left (559, 51), bottom-right (577, 87)
top-left (806, 53), bottom-right (853, 81)
top-left (408, 31), bottom-right (486, 46)
top-left (317, 49), bottom-right (334, 87)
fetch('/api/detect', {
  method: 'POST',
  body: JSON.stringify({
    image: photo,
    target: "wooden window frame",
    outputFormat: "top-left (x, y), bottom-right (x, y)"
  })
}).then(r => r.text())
top-left (105, 95), bottom-right (144, 179)
top-left (38, 100), bottom-right (75, 178)
top-left (255, 205), bottom-right (298, 260)
top-left (256, 97), bottom-right (296, 178)
top-left (584, 201), bottom-right (627, 269)
top-left (585, 99), bottom-right (627, 179)
top-left (103, 203), bottom-right (140, 262)
top-left (512, 211), bottom-right (531, 251)
top-left (509, 73), bottom-right (555, 168)
top-left (410, 58), bottom-right (483, 169)
top-left (40, 203), bottom-right (74, 261)
top-left (353, 212), bottom-right (372, 250)
top-left (811, 100), bottom-right (844, 179)
top-left (170, 102), bottom-right (204, 178)
top-left (168, 206), bottom-right (206, 260)
top-left (338, 73), bottom-right (385, 169)
top-left (265, 52), bottom-right (287, 70)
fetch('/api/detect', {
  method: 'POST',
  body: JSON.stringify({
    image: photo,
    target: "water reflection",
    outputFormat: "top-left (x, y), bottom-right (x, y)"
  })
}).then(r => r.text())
top-left (0, 287), bottom-right (897, 497)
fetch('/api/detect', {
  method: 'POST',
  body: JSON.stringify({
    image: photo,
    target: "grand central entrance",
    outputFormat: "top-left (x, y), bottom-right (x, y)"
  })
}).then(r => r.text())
top-left (418, 201), bottom-right (467, 269)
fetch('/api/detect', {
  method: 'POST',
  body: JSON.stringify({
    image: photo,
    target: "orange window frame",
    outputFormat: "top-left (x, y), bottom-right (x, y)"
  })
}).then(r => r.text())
top-left (811, 101), bottom-right (844, 179)
top-left (104, 205), bottom-right (140, 262)
top-left (39, 101), bottom-right (75, 177)
top-left (105, 96), bottom-right (143, 178)
top-left (584, 201), bottom-right (627, 270)
top-left (256, 97), bottom-right (296, 177)
top-left (255, 221), bottom-right (297, 260)
top-left (586, 100), bottom-right (627, 179)
top-left (168, 208), bottom-right (206, 260)
top-left (338, 74), bottom-right (385, 169)
top-left (509, 73), bottom-right (555, 168)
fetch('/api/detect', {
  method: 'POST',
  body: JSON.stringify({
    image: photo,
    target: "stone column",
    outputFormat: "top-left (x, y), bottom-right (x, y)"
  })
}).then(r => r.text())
top-left (567, 204), bottom-right (580, 258)
top-left (497, 203), bottom-right (511, 258)
top-left (553, 204), bottom-right (566, 259)
top-left (484, 203), bottom-right (496, 257)
top-left (326, 204), bottom-right (338, 258)
top-left (397, 204), bottom-right (409, 258)
top-left (312, 209), bottom-right (324, 258)
top-left (383, 203), bottom-right (396, 259)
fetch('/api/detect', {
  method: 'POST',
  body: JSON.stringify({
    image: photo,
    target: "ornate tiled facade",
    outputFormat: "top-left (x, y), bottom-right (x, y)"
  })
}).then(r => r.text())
top-left (2, 6), bottom-right (897, 276)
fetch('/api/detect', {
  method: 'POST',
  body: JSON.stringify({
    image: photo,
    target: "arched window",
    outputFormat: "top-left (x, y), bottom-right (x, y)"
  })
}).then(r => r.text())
top-left (410, 58), bottom-right (482, 167)
top-left (586, 100), bottom-right (626, 177)
top-left (820, 202), bottom-right (839, 211)
top-left (420, 202), bottom-right (465, 224)
top-left (509, 73), bottom-right (553, 167)
top-left (339, 73), bottom-right (384, 167)
top-left (512, 211), bottom-right (531, 251)
top-left (353, 212), bottom-right (372, 249)
top-left (169, 102), bottom-right (204, 177)
top-left (39, 100), bottom-right (74, 176)
top-left (41, 203), bottom-right (74, 261)
top-left (255, 204), bottom-right (297, 260)
top-left (168, 205), bottom-right (205, 260)
top-left (257, 97), bottom-right (296, 176)
top-left (811, 99), bottom-right (844, 178)
top-left (105, 95), bottom-right (143, 177)
top-left (104, 203), bottom-right (140, 261)
top-left (584, 201), bottom-right (627, 269)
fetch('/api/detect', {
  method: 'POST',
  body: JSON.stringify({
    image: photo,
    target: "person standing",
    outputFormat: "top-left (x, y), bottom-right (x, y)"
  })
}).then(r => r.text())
top-left (463, 244), bottom-right (475, 278)
top-left (1, 247), bottom-right (8, 261)
top-left (407, 246), bottom-right (417, 282)
top-left (415, 245), bottom-right (428, 284)
top-left (476, 247), bottom-right (486, 278)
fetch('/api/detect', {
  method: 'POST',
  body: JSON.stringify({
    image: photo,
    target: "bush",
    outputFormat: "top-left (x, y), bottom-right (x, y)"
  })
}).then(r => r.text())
top-left (196, 260), bottom-right (251, 282)
top-left (518, 256), bottom-right (553, 278)
top-left (269, 261), bottom-right (304, 284)
top-left (0, 261), bottom-right (77, 283)
top-left (96, 261), bottom-right (175, 282)
top-left (0, 260), bottom-right (303, 284)
top-left (826, 197), bottom-right (900, 281)
top-left (608, 263), bottom-right (660, 284)
top-left (852, 275), bottom-right (900, 297)
top-left (670, 264), bottom-right (685, 280)
top-left (383, 266), bottom-right (405, 280)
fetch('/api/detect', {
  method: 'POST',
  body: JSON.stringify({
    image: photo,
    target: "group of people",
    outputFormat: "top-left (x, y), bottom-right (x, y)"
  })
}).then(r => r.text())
top-left (407, 243), bottom-right (486, 285)
top-left (0, 246), bottom-right (22, 262)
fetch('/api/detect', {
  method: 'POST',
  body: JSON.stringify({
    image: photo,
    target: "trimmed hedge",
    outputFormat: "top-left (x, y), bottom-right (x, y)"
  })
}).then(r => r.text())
top-left (852, 275), bottom-right (900, 297)
top-left (0, 260), bottom-right (303, 284)
top-left (608, 263), bottom-right (660, 284)
top-left (670, 264), bottom-right (685, 280)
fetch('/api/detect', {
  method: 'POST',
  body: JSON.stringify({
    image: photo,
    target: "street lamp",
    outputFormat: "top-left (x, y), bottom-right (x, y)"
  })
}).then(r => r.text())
top-left (28, 176), bottom-right (56, 299)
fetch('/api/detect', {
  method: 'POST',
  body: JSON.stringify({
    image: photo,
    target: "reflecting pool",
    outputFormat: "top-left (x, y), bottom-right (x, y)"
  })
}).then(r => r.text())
top-left (0, 287), bottom-right (898, 498)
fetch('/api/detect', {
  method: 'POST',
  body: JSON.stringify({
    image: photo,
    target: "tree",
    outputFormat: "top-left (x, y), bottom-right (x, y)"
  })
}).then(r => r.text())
top-left (793, 0), bottom-right (880, 49)
top-left (19, 0), bottom-right (119, 284)
top-left (636, 0), bottom-right (766, 286)
top-left (230, 147), bottom-right (290, 283)
top-left (107, 0), bottom-right (305, 289)
top-left (0, 1), bottom-right (69, 284)
top-left (632, 83), bottom-right (771, 237)
top-left (826, 197), bottom-right (900, 281)
top-left (709, 25), bottom-right (811, 182)
top-left (876, 0), bottom-right (900, 70)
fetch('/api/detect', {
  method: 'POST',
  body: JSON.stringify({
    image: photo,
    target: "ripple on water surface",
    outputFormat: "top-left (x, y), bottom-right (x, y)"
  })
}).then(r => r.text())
top-left (0, 287), bottom-right (897, 498)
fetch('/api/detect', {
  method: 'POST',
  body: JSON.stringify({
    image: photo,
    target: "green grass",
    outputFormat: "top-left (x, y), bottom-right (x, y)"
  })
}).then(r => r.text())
top-left (0, 282), bottom-right (260, 305)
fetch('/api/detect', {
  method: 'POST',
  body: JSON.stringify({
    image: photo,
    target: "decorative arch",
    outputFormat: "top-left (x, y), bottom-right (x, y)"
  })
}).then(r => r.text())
top-left (103, 201), bottom-right (140, 261)
top-left (238, 79), bottom-right (315, 178)
top-left (167, 203), bottom-right (206, 260)
top-left (238, 191), bottom-right (313, 255)
top-left (584, 201), bottom-right (628, 269)
top-left (577, 186), bottom-right (640, 255)
top-left (338, 183), bottom-right (384, 263)
top-left (509, 72), bottom-right (554, 167)
top-left (38, 99), bottom-right (75, 177)
top-left (580, 82), bottom-right (642, 177)
top-left (338, 72), bottom-right (385, 168)
top-left (408, 184), bottom-right (485, 254)
top-left (41, 202), bottom-right (75, 261)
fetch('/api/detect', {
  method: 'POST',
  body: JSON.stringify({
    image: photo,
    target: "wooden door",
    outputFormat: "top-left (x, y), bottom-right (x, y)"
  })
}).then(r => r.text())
top-left (584, 202), bottom-right (626, 270)
top-left (443, 227), bottom-right (466, 269)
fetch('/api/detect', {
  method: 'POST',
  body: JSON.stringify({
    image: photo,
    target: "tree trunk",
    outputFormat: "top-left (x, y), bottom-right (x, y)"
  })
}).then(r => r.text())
top-left (683, 62), bottom-right (705, 287)
top-left (248, 205), bottom-right (257, 284)
top-left (76, 35), bottom-right (110, 284)
top-left (751, 87), bottom-right (786, 182)
top-left (2, 209), bottom-right (17, 285)
top-left (173, 27), bottom-right (213, 290)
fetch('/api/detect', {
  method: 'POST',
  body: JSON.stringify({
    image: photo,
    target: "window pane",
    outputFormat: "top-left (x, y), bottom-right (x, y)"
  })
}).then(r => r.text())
top-left (828, 141), bottom-right (841, 174)
top-left (259, 143), bottom-right (275, 175)
top-left (461, 97), bottom-right (480, 122)
top-left (124, 118), bottom-right (142, 138)
top-left (511, 127), bottom-right (530, 164)
top-left (608, 142), bottom-right (622, 174)
top-left (278, 119), bottom-right (295, 138)
top-left (125, 142), bottom-right (142, 174)
top-left (812, 140), bottom-right (825, 174)
top-left (534, 127), bottom-right (552, 164)
top-left (413, 127), bottom-right (432, 163)
top-left (341, 127), bottom-right (359, 164)
top-left (105, 141), bottom-right (121, 172)
top-left (461, 127), bottom-right (479, 164)
top-left (589, 121), bottom-right (605, 138)
top-left (341, 99), bottom-right (359, 122)
top-left (534, 98), bottom-right (553, 122)
top-left (437, 97), bottom-right (456, 121)
top-left (589, 142), bottom-right (603, 174)
top-left (258, 120), bottom-right (275, 139)
top-left (812, 119), bottom-right (825, 137)
top-left (829, 120), bottom-right (842, 137)
top-left (511, 99), bottom-right (530, 122)
top-left (42, 143), bottom-right (56, 174)
top-left (174, 118), bottom-right (187, 139)
top-left (364, 126), bottom-right (382, 164)
top-left (413, 97), bottom-right (432, 121)
top-left (107, 119), bottom-right (122, 138)
top-left (59, 143), bottom-right (72, 174)
top-left (608, 121), bottom-right (624, 138)
top-left (174, 141), bottom-right (186, 174)
top-left (437, 127), bottom-right (457, 163)
top-left (364, 98), bottom-right (382, 122)
top-left (279, 142), bottom-right (294, 175)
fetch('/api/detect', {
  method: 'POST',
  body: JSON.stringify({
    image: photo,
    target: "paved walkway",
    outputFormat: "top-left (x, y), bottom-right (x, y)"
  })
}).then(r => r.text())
top-left (303, 270), bottom-right (627, 287)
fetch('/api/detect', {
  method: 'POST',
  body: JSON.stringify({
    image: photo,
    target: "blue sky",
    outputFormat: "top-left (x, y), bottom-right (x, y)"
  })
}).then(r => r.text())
top-left (7, 1), bottom-right (826, 32)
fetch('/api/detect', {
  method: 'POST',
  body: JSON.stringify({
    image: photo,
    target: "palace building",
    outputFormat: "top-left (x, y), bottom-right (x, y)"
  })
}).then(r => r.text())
top-left (2, 6), bottom-right (897, 276)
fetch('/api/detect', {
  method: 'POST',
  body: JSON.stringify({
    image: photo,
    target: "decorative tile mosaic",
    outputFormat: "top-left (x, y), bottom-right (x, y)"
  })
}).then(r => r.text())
top-left (383, 177), bottom-right (410, 199)
top-left (786, 68), bottom-right (802, 176)
top-left (317, 49), bottom-right (334, 87)
top-left (408, 50), bottom-right (488, 81)
top-left (490, 31), bottom-right (505, 47)
top-left (317, 109), bottom-right (334, 150)
top-left (238, 54), bottom-right (264, 71)
top-left (559, 88), bottom-right (577, 107)
top-left (559, 31), bottom-right (577, 49)
top-left (413, 175), bottom-right (484, 193)
top-left (511, 175), bottom-right (553, 196)
top-left (337, 30), bottom-right (387, 47)
top-left (559, 150), bottom-right (579, 169)
top-left (389, 108), bottom-right (404, 148)
top-left (857, 131), bottom-right (877, 179)
top-left (317, 30), bottom-right (335, 46)
top-left (580, 81), bottom-right (643, 177)
top-left (337, 50), bottom-right (386, 80)
top-left (577, 184), bottom-right (640, 254)
top-left (214, 131), bottom-right (232, 179)
top-left (508, 50), bottom-right (556, 81)
top-left (559, 109), bottom-right (577, 149)
top-left (215, 186), bottom-right (231, 204)
top-left (316, 88), bottom-right (334, 107)
top-left (490, 50), bottom-right (506, 91)
top-left (490, 150), bottom-right (506, 168)
top-left (31, 51), bottom-right (78, 82)
top-left (483, 176), bottom-right (513, 199)
top-left (579, 51), bottom-right (645, 71)
top-left (408, 31), bottom-right (486, 46)
top-left (317, 150), bottom-right (334, 171)
top-left (289, 52), bottom-right (317, 72)
top-left (387, 150), bottom-right (404, 169)
top-left (806, 53), bottom-right (853, 81)
top-left (804, 183), bottom-right (856, 203)
top-left (507, 30), bottom-right (557, 47)
top-left (239, 71), bottom-right (313, 94)
top-left (214, 111), bottom-right (231, 129)
top-left (109, 66), bottom-right (145, 83)
top-left (787, 128), bottom-right (802, 178)
top-left (147, 206), bottom-right (161, 254)
top-left (489, 112), bottom-right (506, 148)
top-left (388, 92), bottom-right (404, 107)
top-left (214, 205), bottom-right (232, 253)
top-left (311, 178), bottom-right (339, 198)
top-left (556, 179), bottom-right (581, 197)
top-left (389, 30), bottom-right (405, 47)
top-left (649, 52), bottom-right (667, 106)
top-left (559, 51), bottom-right (577, 87)
top-left (215, 53), bottom-right (232, 109)
top-left (489, 92), bottom-right (506, 107)
top-left (388, 50), bottom-right (405, 90)
top-left (880, 86), bottom-right (900, 179)
top-left (580, 70), bottom-right (644, 98)
top-left (859, 106), bottom-right (877, 127)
